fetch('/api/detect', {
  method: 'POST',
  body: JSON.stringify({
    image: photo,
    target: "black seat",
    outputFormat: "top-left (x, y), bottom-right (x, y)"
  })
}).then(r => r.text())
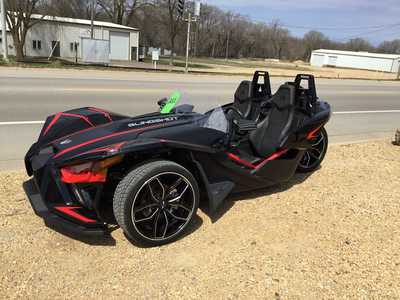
top-left (249, 84), bottom-right (295, 157)
top-left (232, 80), bottom-right (254, 119)
top-left (231, 71), bottom-right (272, 122)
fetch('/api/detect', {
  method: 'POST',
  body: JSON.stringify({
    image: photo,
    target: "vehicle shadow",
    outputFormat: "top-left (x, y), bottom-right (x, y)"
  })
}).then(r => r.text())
top-left (49, 225), bottom-right (118, 246)
top-left (124, 214), bottom-right (203, 248)
top-left (203, 171), bottom-right (315, 223)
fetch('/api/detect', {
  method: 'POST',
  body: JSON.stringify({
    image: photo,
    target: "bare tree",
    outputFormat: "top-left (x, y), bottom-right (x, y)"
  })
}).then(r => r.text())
top-left (46, 0), bottom-right (398, 62)
top-left (270, 20), bottom-right (289, 59)
top-left (97, 0), bottom-right (151, 25)
top-left (5, 0), bottom-right (47, 61)
top-left (345, 38), bottom-right (373, 52)
top-left (303, 30), bottom-right (329, 60)
top-left (47, 0), bottom-right (92, 19)
top-left (378, 39), bottom-right (400, 54)
top-left (155, 0), bottom-right (182, 67)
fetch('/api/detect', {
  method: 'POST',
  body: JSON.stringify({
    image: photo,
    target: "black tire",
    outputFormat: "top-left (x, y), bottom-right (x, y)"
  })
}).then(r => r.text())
top-left (297, 127), bottom-right (328, 173)
top-left (113, 160), bottom-right (200, 247)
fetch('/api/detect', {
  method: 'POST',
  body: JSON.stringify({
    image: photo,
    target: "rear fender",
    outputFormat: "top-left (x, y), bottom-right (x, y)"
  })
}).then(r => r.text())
top-left (296, 101), bottom-right (331, 138)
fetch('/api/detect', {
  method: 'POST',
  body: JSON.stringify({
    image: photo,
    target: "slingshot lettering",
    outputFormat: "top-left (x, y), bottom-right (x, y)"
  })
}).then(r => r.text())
top-left (128, 117), bottom-right (178, 128)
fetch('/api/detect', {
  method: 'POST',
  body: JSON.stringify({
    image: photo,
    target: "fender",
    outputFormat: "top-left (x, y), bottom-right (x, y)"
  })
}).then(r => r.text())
top-left (57, 138), bottom-right (218, 166)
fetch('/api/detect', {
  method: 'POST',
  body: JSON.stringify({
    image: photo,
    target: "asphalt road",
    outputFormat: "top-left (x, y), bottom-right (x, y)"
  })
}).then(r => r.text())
top-left (0, 67), bottom-right (399, 170)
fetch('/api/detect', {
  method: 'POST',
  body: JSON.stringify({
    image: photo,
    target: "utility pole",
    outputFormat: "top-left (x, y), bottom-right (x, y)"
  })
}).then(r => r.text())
top-left (1, 0), bottom-right (8, 61)
top-left (225, 31), bottom-right (230, 60)
top-left (184, 12), bottom-right (192, 73)
top-left (397, 60), bottom-right (400, 80)
top-left (90, 0), bottom-right (95, 39)
top-left (184, 1), bottom-right (201, 74)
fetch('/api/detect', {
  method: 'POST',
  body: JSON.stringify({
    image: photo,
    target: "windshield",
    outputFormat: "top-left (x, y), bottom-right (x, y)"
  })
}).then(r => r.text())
top-left (158, 91), bottom-right (229, 134)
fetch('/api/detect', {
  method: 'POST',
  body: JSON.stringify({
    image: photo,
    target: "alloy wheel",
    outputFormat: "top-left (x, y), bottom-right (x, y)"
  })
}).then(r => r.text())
top-left (131, 172), bottom-right (196, 242)
top-left (298, 130), bottom-right (326, 170)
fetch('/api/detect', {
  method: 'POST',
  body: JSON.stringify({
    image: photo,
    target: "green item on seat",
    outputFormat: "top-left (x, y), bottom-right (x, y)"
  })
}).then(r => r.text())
top-left (161, 91), bottom-right (181, 114)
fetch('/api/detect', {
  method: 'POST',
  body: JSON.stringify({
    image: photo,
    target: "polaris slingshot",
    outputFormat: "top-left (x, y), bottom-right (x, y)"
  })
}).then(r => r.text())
top-left (23, 71), bottom-right (331, 246)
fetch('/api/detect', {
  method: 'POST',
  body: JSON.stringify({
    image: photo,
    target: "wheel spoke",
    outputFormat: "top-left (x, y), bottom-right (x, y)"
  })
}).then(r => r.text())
top-left (147, 183), bottom-right (160, 203)
top-left (170, 203), bottom-right (192, 213)
top-left (166, 209), bottom-right (189, 222)
top-left (308, 151), bottom-right (319, 160)
top-left (155, 177), bottom-right (165, 200)
top-left (153, 210), bottom-right (161, 238)
top-left (133, 204), bottom-right (158, 214)
top-left (162, 211), bottom-right (169, 238)
top-left (135, 208), bottom-right (159, 223)
top-left (312, 135), bottom-right (324, 147)
top-left (167, 177), bottom-right (183, 195)
top-left (311, 148), bottom-right (322, 158)
top-left (304, 151), bottom-right (311, 167)
top-left (168, 182), bottom-right (189, 203)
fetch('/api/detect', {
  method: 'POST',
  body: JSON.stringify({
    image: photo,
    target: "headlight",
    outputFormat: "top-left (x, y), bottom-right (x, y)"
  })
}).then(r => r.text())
top-left (60, 155), bottom-right (123, 183)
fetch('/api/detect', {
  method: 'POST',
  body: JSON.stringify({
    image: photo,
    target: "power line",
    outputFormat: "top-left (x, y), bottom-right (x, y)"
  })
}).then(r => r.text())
top-left (338, 23), bottom-right (400, 41)
top-left (281, 22), bottom-right (400, 31)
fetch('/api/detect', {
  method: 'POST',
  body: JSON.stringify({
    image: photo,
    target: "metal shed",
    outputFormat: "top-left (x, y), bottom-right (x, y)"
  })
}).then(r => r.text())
top-left (0, 14), bottom-right (140, 62)
top-left (310, 49), bottom-right (400, 73)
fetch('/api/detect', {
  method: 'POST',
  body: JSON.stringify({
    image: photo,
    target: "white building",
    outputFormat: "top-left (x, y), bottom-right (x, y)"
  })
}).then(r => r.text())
top-left (310, 49), bottom-right (400, 73)
top-left (0, 14), bottom-right (139, 61)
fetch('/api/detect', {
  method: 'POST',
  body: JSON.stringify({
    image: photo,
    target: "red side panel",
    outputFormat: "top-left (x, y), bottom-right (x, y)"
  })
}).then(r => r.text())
top-left (54, 206), bottom-right (97, 223)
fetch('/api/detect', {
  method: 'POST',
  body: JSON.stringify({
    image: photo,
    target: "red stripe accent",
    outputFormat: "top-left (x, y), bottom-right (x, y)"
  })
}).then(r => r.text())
top-left (227, 153), bottom-right (257, 169)
top-left (227, 148), bottom-right (288, 170)
top-left (306, 125), bottom-right (323, 140)
top-left (54, 206), bottom-right (97, 223)
top-left (253, 148), bottom-right (288, 170)
top-left (61, 113), bottom-right (95, 127)
top-left (54, 124), bottom-right (164, 158)
top-left (81, 142), bottom-right (127, 155)
top-left (43, 112), bottom-right (94, 136)
top-left (88, 107), bottom-right (113, 122)
top-left (49, 122), bottom-right (113, 146)
top-left (43, 113), bottom-right (62, 136)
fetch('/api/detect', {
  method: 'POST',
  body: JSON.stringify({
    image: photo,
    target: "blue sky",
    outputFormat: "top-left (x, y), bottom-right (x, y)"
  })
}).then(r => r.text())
top-left (205, 0), bottom-right (400, 45)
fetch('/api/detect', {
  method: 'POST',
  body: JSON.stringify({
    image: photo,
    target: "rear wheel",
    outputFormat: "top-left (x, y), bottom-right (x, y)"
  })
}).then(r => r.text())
top-left (113, 160), bottom-right (199, 247)
top-left (297, 127), bottom-right (328, 173)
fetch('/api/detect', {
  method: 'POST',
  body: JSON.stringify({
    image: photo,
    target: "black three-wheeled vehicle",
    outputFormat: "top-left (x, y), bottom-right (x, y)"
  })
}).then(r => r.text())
top-left (23, 71), bottom-right (331, 246)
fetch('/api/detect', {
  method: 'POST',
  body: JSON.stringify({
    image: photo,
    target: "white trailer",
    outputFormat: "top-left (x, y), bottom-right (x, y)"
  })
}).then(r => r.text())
top-left (310, 49), bottom-right (400, 73)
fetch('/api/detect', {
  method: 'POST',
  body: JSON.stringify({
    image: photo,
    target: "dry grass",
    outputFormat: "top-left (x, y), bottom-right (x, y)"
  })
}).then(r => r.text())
top-left (188, 58), bottom-right (398, 80)
top-left (1, 140), bottom-right (400, 299)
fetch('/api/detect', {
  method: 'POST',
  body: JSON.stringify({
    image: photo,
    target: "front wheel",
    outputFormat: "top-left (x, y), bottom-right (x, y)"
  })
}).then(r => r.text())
top-left (113, 160), bottom-right (200, 247)
top-left (297, 127), bottom-right (328, 173)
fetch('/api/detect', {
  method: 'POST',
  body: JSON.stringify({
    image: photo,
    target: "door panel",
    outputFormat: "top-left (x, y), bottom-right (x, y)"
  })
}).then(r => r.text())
top-left (110, 31), bottom-right (129, 60)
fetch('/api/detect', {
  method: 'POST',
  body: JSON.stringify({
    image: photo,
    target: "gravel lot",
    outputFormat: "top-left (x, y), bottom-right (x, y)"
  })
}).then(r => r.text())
top-left (1, 140), bottom-right (399, 299)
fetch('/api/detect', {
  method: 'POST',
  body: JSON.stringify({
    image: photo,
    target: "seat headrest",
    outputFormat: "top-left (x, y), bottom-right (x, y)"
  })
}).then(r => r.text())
top-left (234, 81), bottom-right (252, 104)
top-left (272, 84), bottom-right (295, 110)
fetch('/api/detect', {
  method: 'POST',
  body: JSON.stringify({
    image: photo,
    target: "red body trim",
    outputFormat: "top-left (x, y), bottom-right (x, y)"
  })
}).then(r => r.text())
top-left (54, 206), bottom-right (97, 223)
top-left (54, 124), bottom-right (164, 158)
top-left (253, 148), bottom-right (288, 170)
top-left (49, 122), bottom-right (113, 146)
top-left (60, 168), bottom-right (107, 183)
top-left (227, 153), bottom-right (257, 169)
top-left (88, 107), bottom-right (113, 122)
top-left (81, 142), bottom-right (127, 155)
top-left (306, 125), bottom-right (323, 140)
top-left (43, 112), bottom-right (95, 136)
top-left (43, 113), bottom-right (62, 136)
top-left (227, 148), bottom-right (288, 170)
